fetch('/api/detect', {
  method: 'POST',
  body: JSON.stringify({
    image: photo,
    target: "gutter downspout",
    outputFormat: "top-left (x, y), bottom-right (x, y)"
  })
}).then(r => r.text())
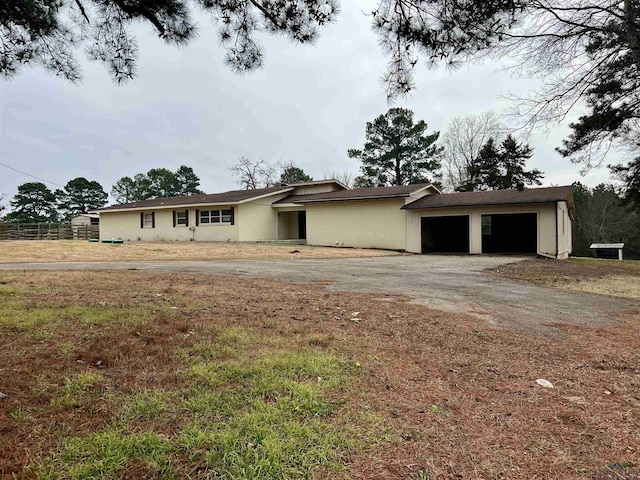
top-left (555, 201), bottom-right (559, 259)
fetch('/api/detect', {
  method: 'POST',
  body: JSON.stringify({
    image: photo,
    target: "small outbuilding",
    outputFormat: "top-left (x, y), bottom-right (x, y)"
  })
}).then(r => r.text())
top-left (590, 243), bottom-right (624, 260)
top-left (70, 212), bottom-right (100, 240)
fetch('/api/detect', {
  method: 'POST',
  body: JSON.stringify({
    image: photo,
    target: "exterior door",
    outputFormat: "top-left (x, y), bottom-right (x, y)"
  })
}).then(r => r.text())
top-left (297, 211), bottom-right (307, 239)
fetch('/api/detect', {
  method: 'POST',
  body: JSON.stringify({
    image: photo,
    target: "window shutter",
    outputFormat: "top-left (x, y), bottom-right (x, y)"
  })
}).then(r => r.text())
top-left (230, 207), bottom-right (235, 225)
top-left (140, 212), bottom-right (144, 229)
top-left (195, 209), bottom-right (199, 226)
top-left (151, 212), bottom-right (155, 228)
top-left (172, 210), bottom-right (176, 228)
top-left (185, 210), bottom-right (189, 227)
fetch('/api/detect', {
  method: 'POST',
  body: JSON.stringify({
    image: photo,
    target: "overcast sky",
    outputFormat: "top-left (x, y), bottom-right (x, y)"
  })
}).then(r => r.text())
top-left (0, 0), bottom-right (613, 208)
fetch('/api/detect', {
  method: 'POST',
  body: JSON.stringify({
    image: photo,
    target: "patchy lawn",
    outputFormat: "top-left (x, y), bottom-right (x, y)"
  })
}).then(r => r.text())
top-left (490, 257), bottom-right (640, 300)
top-left (1, 270), bottom-right (639, 479)
top-left (0, 240), bottom-right (399, 264)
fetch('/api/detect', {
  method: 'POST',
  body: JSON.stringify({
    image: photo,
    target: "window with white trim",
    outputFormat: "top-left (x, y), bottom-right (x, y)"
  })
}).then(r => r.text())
top-left (199, 209), bottom-right (232, 225)
top-left (143, 213), bottom-right (154, 228)
top-left (176, 211), bottom-right (188, 226)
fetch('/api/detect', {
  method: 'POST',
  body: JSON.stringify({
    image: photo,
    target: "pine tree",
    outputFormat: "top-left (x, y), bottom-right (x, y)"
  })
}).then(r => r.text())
top-left (175, 165), bottom-right (204, 195)
top-left (111, 166), bottom-right (204, 203)
top-left (280, 166), bottom-right (313, 184)
top-left (459, 135), bottom-right (543, 191)
top-left (57, 177), bottom-right (108, 219)
top-left (4, 182), bottom-right (58, 222)
top-left (348, 108), bottom-right (442, 186)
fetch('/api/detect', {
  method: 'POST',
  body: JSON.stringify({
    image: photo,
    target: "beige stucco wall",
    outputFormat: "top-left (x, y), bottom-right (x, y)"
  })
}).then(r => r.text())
top-left (406, 202), bottom-right (562, 256)
top-left (237, 198), bottom-right (281, 241)
top-left (290, 184), bottom-right (343, 195)
top-left (306, 198), bottom-right (407, 250)
top-left (100, 208), bottom-right (238, 242)
top-left (100, 191), bottom-right (293, 243)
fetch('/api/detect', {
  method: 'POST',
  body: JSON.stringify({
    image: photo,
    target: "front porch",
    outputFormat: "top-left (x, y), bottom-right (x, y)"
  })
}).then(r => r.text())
top-left (276, 210), bottom-right (307, 241)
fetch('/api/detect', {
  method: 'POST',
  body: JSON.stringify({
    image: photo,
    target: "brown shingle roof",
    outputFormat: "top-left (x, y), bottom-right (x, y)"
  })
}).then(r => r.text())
top-left (402, 186), bottom-right (574, 210)
top-left (274, 184), bottom-right (432, 204)
top-left (99, 185), bottom-right (293, 212)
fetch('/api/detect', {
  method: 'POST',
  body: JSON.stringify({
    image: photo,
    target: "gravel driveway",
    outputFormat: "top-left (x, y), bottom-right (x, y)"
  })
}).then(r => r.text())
top-left (1, 255), bottom-right (636, 337)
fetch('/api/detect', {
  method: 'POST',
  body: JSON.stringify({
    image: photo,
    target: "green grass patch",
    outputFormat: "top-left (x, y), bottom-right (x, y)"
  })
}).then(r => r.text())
top-left (52, 372), bottom-right (106, 408)
top-left (120, 390), bottom-right (168, 421)
top-left (34, 341), bottom-right (371, 479)
top-left (8, 406), bottom-right (32, 424)
top-left (0, 305), bottom-right (155, 332)
top-left (2, 273), bottom-right (377, 479)
top-left (37, 430), bottom-right (173, 480)
top-left (0, 283), bottom-right (24, 296)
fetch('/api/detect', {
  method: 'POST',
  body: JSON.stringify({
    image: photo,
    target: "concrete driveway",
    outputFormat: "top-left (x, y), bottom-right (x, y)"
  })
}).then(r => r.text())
top-left (1, 255), bottom-right (637, 337)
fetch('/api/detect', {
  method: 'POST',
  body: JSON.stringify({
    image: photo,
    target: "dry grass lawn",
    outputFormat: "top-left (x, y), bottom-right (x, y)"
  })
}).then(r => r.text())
top-left (0, 240), bottom-right (400, 264)
top-left (491, 257), bottom-right (640, 300)
top-left (1, 269), bottom-right (639, 479)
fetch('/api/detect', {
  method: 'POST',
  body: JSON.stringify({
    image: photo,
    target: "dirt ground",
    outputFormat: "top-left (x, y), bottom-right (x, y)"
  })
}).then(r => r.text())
top-left (491, 257), bottom-right (640, 300)
top-left (1, 270), bottom-right (639, 479)
top-left (0, 240), bottom-right (399, 263)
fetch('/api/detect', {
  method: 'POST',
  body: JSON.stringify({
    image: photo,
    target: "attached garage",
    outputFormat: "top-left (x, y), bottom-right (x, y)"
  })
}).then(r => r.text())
top-left (403, 186), bottom-right (575, 259)
top-left (421, 216), bottom-right (469, 253)
top-left (481, 213), bottom-right (537, 254)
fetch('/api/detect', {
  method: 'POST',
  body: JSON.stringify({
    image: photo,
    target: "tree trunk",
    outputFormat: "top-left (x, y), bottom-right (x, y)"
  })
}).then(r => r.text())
top-left (624, 0), bottom-right (640, 70)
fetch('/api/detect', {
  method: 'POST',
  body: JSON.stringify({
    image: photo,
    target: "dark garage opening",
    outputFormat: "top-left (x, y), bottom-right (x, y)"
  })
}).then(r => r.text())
top-left (482, 213), bottom-right (537, 254)
top-left (421, 216), bottom-right (469, 253)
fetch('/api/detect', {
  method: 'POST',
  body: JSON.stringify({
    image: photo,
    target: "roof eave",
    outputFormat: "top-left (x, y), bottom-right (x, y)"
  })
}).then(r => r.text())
top-left (272, 203), bottom-right (301, 208)
top-left (99, 201), bottom-right (240, 213)
top-left (292, 194), bottom-right (411, 204)
top-left (288, 179), bottom-right (349, 190)
top-left (402, 199), bottom-right (562, 210)
top-left (236, 187), bottom-right (294, 204)
top-left (98, 187), bottom-right (294, 213)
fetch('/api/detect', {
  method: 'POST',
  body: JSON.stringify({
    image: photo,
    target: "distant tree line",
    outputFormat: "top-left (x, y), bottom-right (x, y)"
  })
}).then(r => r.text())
top-left (2, 178), bottom-right (107, 223)
top-left (347, 108), bottom-right (544, 192)
top-left (572, 183), bottom-right (640, 260)
top-left (1, 165), bottom-right (204, 223)
top-left (110, 166), bottom-right (203, 203)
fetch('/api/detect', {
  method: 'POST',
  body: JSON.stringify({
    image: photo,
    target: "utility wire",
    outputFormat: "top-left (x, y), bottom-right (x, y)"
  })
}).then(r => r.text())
top-left (0, 160), bottom-right (66, 188)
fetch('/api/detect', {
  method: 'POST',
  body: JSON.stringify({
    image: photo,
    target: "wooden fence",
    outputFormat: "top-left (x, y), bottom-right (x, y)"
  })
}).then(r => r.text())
top-left (0, 223), bottom-right (99, 241)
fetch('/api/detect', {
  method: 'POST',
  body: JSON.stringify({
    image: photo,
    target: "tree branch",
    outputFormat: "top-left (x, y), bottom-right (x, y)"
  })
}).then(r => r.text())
top-left (74, 0), bottom-right (90, 24)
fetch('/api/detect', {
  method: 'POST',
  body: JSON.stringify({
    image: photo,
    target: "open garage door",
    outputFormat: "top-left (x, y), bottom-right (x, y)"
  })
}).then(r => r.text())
top-left (482, 213), bottom-right (537, 254)
top-left (421, 216), bottom-right (469, 253)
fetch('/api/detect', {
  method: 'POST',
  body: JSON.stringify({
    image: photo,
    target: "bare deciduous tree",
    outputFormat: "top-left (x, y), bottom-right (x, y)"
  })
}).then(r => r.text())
top-left (440, 112), bottom-right (504, 192)
top-left (230, 157), bottom-right (278, 190)
top-left (323, 171), bottom-right (356, 188)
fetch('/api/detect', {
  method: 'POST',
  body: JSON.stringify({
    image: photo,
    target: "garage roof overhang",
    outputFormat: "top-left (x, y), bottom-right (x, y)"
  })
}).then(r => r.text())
top-left (402, 186), bottom-right (575, 210)
top-left (275, 184), bottom-right (438, 205)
